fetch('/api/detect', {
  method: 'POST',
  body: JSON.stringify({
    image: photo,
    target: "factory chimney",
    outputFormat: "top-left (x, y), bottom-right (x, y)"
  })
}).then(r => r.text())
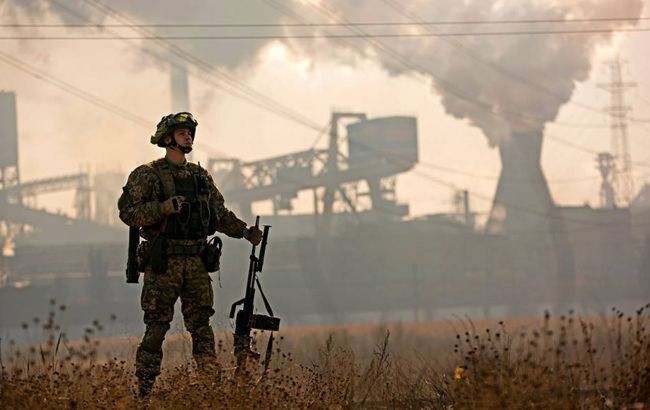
top-left (170, 65), bottom-right (192, 160)
top-left (170, 65), bottom-right (190, 113)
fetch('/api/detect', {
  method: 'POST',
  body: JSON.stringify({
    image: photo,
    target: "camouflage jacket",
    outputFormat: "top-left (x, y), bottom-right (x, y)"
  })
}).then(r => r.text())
top-left (118, 158), bottom-right (247, 240)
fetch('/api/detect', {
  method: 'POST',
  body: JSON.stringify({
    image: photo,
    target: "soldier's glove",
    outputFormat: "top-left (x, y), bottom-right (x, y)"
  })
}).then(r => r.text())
top-left (159, 195), bottom-right (185, 215)
top-left (243, 226), bottom-right (263, 246)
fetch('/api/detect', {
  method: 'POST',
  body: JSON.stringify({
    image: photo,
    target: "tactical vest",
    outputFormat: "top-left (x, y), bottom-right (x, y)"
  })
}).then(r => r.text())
top-left (146, 159), bottom-right (216, 240)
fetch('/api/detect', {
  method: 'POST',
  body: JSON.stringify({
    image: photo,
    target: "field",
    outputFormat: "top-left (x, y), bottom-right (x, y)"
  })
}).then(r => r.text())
top-left (1, 304), bottom-right (649, 409)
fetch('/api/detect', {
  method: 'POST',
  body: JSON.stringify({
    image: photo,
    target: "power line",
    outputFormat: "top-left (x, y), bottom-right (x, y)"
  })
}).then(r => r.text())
top-left (8, 1), bottom-right (644, 224)
top-left (297, 1), bottom-right (566, 131)
top-left (0, 51), bottom-right (150, 128)
top-left (0, 0), bottom-right (327, 146)
top-left (2, 16), bottom-right (648, 28)
top-left (74, 0), bottom-right (324, 133)
top-left (6, 9), bottom-right (636, 125)
top-left (545, 134), bottom-right (600, 155)
top-left (262, 0), bottom-right (610, 137)
top-left (415, 162), bottom-right (636, 184)
top-left (309, 122), bottom-right (331, 149)
top-left (345, 136), bottom-right (647, 232)
top-left (4, 45), bottom-right (636, 230)
top-left (261, 2), bottom-right (645, 192)
top-left (263, 0), bottom-right (376, 60)
top-left (301, 0), bottom-right (650, 135)
top-left (43, 0), bottom-right (633, 132)
top-left (3, 27), bottom-right (650, 39)
top-left (9, 0), bottom-right (642, 138)
top-left (46, 0), bottom-right (261, 119)
top-left (72, 2), bottom-right (650, 179)
top-left (379, 0), bottom-right (611, 122)
top-left (34, 0), bottom-right (624, 133)
top-left (268, 1), bottom-right (635, 184)
top-left (546, 132), bottom-right (650, 170)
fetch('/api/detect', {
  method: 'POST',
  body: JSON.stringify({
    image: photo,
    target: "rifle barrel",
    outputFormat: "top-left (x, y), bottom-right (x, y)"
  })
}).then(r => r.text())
top-left (256, 226), bottom-right (271, 273)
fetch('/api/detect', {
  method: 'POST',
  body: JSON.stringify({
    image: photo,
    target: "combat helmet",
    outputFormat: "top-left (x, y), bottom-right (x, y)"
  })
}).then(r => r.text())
top-left (150, 112), bottom-right (198, 147)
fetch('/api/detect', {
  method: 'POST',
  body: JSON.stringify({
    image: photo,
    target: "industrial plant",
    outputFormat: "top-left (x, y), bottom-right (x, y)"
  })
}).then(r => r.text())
top-left (1, 58), bottom-right (648, 338)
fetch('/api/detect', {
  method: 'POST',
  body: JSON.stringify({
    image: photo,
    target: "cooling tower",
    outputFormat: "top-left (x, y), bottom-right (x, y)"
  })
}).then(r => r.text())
top-left (486, 132), bottom-right (576, 308)
top-left (486, 132), bottom-right (552, 234)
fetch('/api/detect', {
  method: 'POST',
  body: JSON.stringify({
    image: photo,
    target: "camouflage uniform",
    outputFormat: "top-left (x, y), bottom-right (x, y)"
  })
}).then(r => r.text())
top-left (118, 158), bottom-right (247, 386)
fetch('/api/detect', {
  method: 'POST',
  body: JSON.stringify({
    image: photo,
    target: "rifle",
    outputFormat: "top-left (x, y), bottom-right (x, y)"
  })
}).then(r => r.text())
top-left (229, 216), bottom-right (280, 374)
top-left (126, 226), bottom-right (140, 283)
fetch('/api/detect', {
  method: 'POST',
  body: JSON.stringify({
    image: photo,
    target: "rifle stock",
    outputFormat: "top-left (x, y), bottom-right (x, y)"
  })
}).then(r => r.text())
top-left (126, 226), bottom-right (140, 284)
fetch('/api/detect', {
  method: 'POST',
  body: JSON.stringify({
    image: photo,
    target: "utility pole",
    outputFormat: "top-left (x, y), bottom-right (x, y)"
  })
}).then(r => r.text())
top-left (453, 189), bottom-right (474, 227)
top-left (599, 58), bottom-right (636, 204)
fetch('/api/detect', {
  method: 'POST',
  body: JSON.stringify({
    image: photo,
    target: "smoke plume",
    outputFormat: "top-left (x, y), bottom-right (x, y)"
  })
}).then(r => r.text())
top-left (6, 0), bottom-right (288, 70)
top-left (280, 0), bottom-right (643, 145)
top-left (6, 0), bottom-right (644, 147)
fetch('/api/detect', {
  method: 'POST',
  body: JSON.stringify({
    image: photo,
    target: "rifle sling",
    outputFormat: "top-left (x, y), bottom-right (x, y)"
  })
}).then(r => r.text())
top-left (255, 277), bottom-right (274, 317)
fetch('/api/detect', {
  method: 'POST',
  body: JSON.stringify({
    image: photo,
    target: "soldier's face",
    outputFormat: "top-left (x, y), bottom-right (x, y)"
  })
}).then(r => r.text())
top-left (173, 128), bottom-right (193, 149)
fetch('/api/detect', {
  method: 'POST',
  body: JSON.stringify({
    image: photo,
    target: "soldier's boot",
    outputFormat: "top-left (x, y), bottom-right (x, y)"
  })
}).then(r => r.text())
top-left (190, 324), bottom-right (221, 384)
top-left (135, 347), bottom-right (161, 399)
top-left (195, 354), bottom-right (222, 385)
top-left (137, 377), bottom-right (155, 400)
top-left (135, 322), bottom-right (169, 398)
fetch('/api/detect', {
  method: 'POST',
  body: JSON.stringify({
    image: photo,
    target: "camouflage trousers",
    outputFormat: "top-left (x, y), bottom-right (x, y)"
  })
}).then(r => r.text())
top-left (135, 254), bottom-right (218, 383)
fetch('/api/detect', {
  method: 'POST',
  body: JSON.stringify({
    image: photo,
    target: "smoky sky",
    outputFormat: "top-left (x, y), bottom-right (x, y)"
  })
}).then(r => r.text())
top-left (7, 0), bottom-right (644, 146)
top-left (280, 0), bottom-right (644, 145)
top-left (106, 0), bottom-right (288, 69)
top-left (6, 0), bottom-right (288, 69)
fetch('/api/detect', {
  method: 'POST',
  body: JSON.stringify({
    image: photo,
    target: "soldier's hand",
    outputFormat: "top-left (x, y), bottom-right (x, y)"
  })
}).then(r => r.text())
top-left (159, 196), bottom-right (185, 215)
top-left (243, 226), bottom-right (263, 246)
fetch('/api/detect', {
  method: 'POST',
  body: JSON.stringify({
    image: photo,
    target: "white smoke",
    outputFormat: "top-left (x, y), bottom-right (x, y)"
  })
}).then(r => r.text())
top-left (6, 0), bottom-right (289, 70)
top-left (281, 0), bottom-right (643, 145)
top-left (6, 0), bottom-right (644, 147)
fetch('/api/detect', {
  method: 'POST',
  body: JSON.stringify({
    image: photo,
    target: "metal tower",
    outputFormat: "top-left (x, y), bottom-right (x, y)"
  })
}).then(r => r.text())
top-left (600, 58), bottom-right (636, 204)
top-left (207, 112), bottom-right (418, 232)
top-left (596, 152), bottom-right (616, 209)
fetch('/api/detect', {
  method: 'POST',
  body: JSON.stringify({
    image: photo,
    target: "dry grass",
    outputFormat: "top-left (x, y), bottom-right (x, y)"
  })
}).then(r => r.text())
top-left (1, 303), bottom-right (649, 409)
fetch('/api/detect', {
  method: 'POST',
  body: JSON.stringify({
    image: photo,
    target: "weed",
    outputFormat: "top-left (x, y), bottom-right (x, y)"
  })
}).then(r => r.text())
top-left (1, 304), bottom-right (648, 408)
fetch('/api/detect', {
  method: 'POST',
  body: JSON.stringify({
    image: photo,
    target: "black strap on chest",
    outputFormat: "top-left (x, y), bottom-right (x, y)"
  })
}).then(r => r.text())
top-left (147, 159), bottom-right (176, 199)
top-left (147, 159), bottom-right (211, 237)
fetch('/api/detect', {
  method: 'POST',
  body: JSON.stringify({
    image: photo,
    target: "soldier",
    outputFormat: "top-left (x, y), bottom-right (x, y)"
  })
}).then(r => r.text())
top-left (118, 112), bottom-right (262, 397)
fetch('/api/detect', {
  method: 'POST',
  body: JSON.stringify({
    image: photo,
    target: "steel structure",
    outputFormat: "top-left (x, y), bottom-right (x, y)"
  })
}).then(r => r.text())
top-left (0, 92), bottom-right (110, 255)
top-left (208, 112), bottom-right (418, 231)
top-left (599, 58), bottom-right (636, 204)
top-left (597, 152), bottom-right (617, 209)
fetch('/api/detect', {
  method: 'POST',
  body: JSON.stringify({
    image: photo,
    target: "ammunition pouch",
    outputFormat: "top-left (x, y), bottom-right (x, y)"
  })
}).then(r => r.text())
top-left (202, 236), bottom-right (222, 273)
top-left (135, 237), bottom-right (166, 274)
